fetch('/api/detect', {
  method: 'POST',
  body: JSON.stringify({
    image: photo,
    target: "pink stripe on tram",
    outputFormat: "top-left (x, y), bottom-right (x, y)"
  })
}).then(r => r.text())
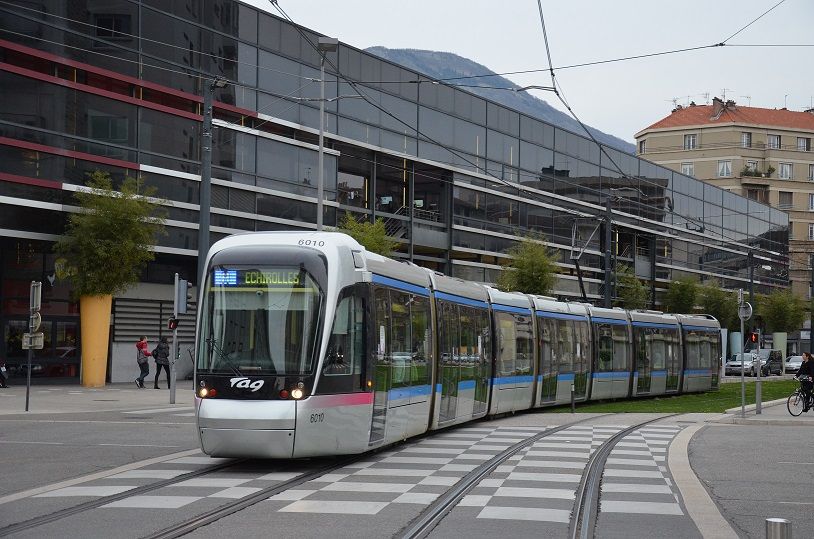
top-left (305, 393), bottom-right (374, 407)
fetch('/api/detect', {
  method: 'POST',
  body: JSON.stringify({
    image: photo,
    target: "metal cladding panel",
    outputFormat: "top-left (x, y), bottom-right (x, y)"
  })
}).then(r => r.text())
top-left (675, 314), bottom-right (720, 329)
top-left (486, 286), bottom-right (533, 310)
top-left (587, 305), bottom-right (629, 322)
top-left (430, 272), bottom-right (489, 302)
top-left (365, 256), bottom-right (432, 289)
top-left (629, 310), bottom-right (679, 326)
top-left (531, 295), bottom-right (570, 314)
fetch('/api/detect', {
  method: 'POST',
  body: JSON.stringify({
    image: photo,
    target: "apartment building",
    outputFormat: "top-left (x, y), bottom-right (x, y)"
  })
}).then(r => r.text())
top-left (636, 97), bottom-right (812, 298)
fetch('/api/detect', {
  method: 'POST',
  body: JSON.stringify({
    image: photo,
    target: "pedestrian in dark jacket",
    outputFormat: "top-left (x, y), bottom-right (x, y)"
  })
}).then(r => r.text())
top-left (135, 336), bottom-right (152, 389)
top-left (152, 336), bottom-right (171, 389)
top-left (798, 352), bottom-right (814, 411)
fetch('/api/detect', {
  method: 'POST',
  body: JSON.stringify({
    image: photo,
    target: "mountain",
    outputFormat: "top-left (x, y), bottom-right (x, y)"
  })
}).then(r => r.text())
top-left (365, 47), bottom-right (635, 154)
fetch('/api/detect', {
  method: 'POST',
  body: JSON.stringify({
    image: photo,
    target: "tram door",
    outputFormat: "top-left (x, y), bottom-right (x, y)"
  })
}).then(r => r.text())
top-left (369, 287), bottom-right (390, 445)
top-left (538, 317), bottom-right (557, 403)
top-left (437, 301), bottom-right (459, 424)
top-left (635, 328), bottom-right (652, 394)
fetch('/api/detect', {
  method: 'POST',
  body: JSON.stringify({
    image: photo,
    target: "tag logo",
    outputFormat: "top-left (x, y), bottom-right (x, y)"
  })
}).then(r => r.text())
top-left (230, 377), bottom-right (265, 392)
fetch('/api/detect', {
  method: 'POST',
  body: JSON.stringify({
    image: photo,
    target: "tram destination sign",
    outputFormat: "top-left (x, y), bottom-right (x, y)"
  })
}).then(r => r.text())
top-left (213, 268), bottom-right (303, 287)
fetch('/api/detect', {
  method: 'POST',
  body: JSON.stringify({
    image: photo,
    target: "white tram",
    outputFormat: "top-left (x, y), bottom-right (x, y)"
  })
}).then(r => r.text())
top-left (194, 232), bottom-right (720, 458)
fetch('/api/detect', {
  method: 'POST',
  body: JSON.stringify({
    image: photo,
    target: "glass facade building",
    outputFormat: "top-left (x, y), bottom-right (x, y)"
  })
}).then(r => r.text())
top-left (0, 1), bottom-right (788, 381)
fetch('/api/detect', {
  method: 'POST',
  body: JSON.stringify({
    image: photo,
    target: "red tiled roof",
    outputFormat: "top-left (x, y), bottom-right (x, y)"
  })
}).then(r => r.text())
top-left (639, 104), bottom-right (814, 133)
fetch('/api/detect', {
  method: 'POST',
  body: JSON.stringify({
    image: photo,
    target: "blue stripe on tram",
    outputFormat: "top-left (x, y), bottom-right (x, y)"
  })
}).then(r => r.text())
top-left (372, 274), bottom-right (429, 296)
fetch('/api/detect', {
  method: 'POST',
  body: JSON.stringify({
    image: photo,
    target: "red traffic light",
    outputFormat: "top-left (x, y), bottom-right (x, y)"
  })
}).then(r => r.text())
top-left (749, 332), bottom-right (758, 343)
top-left (168, 317), bottom-right (179, 330)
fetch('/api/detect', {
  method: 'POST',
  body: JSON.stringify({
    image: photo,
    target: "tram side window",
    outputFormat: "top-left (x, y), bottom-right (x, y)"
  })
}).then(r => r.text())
top-left (596, 323), bottom-right (613, 371)
top-left (665, 329), bottom-right (679, 370)
top-left (574, 321), bottom-right (590, 375)
top-left (540, 317), bottom-right (555, 368)
top-left (476, 308), bottom-right (491, 365)
top-left (635, 328), bottom-right (648, 369)
top-left (698, 332), bottom-right (712, 369)
top-left (410, 295), bottom-right (432, 387)
top-left (516, 314), bottom-right (533, 376)
top-left (684, 331), bottom-right (700, 369)
top-left (459, 307), bottom-right (477, 366)
top-left (651, 330), bottom-right (666, 370)
top-left (557, 319), bottom-right (575, 372)
top-left (497, 313), bottom-right (516, 376)
top-left (320, 286), bottom-right (366, 394)
top-left (612, 324), bottom-right (630, 371)
top-left (439, 300), bottom-right (459, 365)
top-left (390, 290), bottom-right (412, 388)
top-left (374, 287), bottom-right (390, 364)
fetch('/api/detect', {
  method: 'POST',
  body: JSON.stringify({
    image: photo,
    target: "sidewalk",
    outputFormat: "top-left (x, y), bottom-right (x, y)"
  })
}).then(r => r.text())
top-left (713, 394), bottom-right (814, 426)
top-left (0, 381), bottom-right (195, 415)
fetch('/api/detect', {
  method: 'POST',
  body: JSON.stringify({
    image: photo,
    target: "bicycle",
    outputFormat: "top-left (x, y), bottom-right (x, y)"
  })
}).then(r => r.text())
top-left (787, 377), bottom-right (813, 416)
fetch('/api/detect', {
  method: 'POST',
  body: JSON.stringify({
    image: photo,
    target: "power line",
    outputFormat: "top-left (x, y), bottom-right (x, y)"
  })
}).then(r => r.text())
top-left (722, 0), bottom-right (788, 44)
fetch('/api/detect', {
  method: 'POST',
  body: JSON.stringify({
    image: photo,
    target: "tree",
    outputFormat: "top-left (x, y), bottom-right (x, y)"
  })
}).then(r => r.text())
top-left (496, 236), bottom-right (558, 296)
top-left (698, 284), bottom-right (739, 331)
top-left (662, 277), bottom-right (698, 314)
top-left (614, 264), bottom-right (648, 310)
top-left (55, 171), bottom-right (167, 296)
top-left (756, 289), bottom-right (806, 334)
top-left (54, 171), bottom-right (166, 387)
top-left (338, 211), bottom-right (398, 257)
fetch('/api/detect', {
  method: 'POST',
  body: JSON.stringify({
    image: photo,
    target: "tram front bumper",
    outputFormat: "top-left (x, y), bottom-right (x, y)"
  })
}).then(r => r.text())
top-left (197, 399), bottom-right (296, 458)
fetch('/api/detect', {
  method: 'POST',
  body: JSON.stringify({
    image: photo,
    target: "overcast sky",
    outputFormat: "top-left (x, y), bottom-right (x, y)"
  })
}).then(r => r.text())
top-left (253, 0), bottom-right (812, 143)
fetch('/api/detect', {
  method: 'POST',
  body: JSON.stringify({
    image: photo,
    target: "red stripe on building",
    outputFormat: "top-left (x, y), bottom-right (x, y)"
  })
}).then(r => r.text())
top-left (0, 62), bottom-right (203, 122)
top-left (0, 171), bottom-right (63, 190)
top-left (0, 137), bottom-right (140, 171)
top-left (0, 38), bottom-right (259, 119)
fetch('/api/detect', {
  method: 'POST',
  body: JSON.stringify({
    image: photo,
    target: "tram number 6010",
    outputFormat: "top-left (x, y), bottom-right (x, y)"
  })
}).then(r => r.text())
top-left (309, 412), bottom-right (325, 423)
top-left (298, 239), bottom-right (325, 247)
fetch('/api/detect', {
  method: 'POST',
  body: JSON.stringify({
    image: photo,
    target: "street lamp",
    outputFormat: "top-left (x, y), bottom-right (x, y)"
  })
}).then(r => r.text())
top-left (198, 76), bottom-right (229, 288)
top-left (317, 37), bottom-right (338, 231)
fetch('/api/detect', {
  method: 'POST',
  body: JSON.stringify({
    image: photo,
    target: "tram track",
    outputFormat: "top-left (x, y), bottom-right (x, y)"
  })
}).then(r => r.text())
top-left (0, 458), bottom-right (245, 538)
top-left (396, 413), bottom-right (682, 539)
top-left (568, 413), bottom-right (681, 539)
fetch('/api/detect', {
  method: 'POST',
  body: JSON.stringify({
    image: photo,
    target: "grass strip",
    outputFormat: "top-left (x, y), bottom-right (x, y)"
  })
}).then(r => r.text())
top-left (548, 379), bottom-right (797, 413)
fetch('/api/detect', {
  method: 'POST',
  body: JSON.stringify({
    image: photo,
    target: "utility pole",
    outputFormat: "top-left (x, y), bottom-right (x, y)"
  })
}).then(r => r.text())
top-left (316, 37), bottom-right (338, 231)
top-left (198, 77), bottom-right (228, 288)
top-left (604, 197), bottom-right (613, 308)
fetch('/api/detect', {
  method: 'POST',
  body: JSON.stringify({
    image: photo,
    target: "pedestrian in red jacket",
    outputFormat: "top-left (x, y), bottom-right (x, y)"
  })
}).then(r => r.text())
top-left (134, 336), bottom-right (152, 389)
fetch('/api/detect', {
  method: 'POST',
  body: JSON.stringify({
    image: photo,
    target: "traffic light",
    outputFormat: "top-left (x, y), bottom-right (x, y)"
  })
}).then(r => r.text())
top-left (176, 278), bottom-right (193, 314)
top-left (167, 317), bottom-right (179, 330)
top-left (749, 332), bottom-right (758, 344)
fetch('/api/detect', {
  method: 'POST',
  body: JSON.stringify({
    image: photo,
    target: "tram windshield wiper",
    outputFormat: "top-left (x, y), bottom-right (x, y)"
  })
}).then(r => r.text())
top-left (206, 337), bottom-right (243, 377)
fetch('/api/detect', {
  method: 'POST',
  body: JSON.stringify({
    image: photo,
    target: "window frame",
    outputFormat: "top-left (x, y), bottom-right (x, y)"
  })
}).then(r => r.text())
top-left (768, 134), bottom-right (781, 149)
top-left (680, 162), bottom-right (694, 176)
top-left (779, 162), bottom-right (793, 180)
top-left (683, 133), bottom-right (697, 150)
top-left (741, 132), bottom-right (752, 148)
top-left (717, 160), bottom-right (732, 177)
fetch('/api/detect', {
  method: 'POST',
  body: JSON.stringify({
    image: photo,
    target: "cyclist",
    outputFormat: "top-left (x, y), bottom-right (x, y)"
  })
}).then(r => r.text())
top-left (798, 352), bottom-right (814, 412)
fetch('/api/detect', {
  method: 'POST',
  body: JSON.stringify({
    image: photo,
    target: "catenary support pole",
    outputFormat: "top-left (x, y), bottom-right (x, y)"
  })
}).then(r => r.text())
top-left (604, 197), bottom-right (612, 308)
top-left (170, 273), bottom-right (179, 405)
top-left (317, 54), bottom-right (325, 231)
top-left (197, 83), bottom-right (214, 289)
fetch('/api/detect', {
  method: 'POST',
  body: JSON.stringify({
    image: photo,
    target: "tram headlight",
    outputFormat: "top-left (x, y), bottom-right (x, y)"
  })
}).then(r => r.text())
top-left (291, 388), bottom-right (304, 400)
top-left (198, 387), bottom-right (209, 398)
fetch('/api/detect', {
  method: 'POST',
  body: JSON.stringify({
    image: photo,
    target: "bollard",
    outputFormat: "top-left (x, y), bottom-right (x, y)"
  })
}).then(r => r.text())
top-left (570, 383), bottom-right (575, 414)
top-left (766, 517), bottom-right (791, 539)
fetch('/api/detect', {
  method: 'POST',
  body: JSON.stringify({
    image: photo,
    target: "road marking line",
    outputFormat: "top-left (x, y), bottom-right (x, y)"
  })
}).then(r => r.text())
top-left (669, 424), bottom-right (738, 539)
top-left (122, 406), bottom-right (194, 415)
top-left (98, 443), bottom-right (182, 448)
top-left (0, 440), bottom-right (64, 445)
top-left (0, 448), bottom-right (200, 506)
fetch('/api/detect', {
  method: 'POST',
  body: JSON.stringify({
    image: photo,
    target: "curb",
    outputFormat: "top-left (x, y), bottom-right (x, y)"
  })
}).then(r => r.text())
top-left (724, 397), bottom-right (785, 414)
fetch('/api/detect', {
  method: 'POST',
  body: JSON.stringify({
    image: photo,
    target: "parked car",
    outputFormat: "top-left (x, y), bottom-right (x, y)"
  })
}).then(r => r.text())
top-left (756, 349), bottom-right (784, 376)
top-left (785, 355), bottom-right (803, 375)
top-left (725, 353), bottom-right (755, 376)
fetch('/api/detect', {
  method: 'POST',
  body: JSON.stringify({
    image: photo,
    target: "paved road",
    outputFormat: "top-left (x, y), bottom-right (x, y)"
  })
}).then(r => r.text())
top-left (0, 383), bottom-right (811, 538)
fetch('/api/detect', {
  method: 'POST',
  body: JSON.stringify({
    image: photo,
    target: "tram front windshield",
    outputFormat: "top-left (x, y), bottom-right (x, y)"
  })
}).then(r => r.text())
top-left (198, 266), bottom-right (323, 376)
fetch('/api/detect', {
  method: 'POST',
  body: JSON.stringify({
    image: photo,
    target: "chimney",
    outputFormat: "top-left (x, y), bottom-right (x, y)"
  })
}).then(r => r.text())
top-left (712, 97), bottom-right (725, 116)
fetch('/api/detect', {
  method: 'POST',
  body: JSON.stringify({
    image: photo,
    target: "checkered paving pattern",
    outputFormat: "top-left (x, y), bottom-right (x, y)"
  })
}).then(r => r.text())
top-left (271, 426), bottom-right (549, 515)
top-left (455, 425), bottom-right (628, 523)
top-left (25, 423), bottom-right (686, 523)
top-left (599, 426), bottom-right (684, 516)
